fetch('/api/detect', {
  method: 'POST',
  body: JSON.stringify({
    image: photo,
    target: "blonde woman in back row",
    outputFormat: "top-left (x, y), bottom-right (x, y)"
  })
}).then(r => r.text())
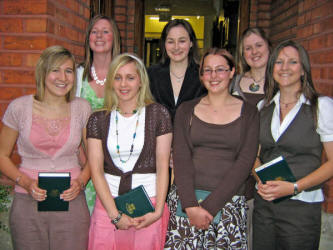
top-left (76, 14), bottom-right (121, 214)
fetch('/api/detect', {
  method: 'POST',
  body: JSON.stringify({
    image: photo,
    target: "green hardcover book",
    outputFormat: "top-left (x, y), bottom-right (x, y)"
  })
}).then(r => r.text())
top-left (176, 189), bottom-right (221, 224)
top-left (114, 185), bottom-right (155, 218)
top-left (255, 156), bottom-right (296, 184)
top-left (38, 172), bottom-right (70, 212)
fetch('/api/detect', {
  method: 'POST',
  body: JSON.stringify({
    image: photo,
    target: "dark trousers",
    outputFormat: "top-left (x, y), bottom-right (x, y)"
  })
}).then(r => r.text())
top-left (253, 192), bottom-right (321, 250)
top-left (10, 192), bottom-right (90, 250)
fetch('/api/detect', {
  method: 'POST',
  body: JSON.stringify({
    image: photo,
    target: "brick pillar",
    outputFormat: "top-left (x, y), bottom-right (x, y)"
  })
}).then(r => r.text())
top-left (296, 0), bottom-right (333, 213)
top-left (0, 0), bottom-right (90, 171)
top-left (113, 0), bottom-right (136, 53)
top-left (249, 0), bottom-right (271, 32)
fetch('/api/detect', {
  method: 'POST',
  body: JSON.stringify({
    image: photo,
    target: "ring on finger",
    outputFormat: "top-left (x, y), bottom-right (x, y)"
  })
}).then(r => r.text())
top-left (32, 189), bottom-right (35, 194)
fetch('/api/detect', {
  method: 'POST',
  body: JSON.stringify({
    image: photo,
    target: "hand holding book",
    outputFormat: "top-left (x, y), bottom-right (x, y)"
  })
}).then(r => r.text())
top-left (257, 179), bottom-right (295, 202)
top-left (60, 178), bottom-right (84, 201)
top-left (29, 179), bottom-right (47, 201)
top-left (114, 213), bottom-right (138, 230)
top-left (133, 211), bottom-right (161, 229)
top-left (255, 156), bottom-right (296, 202)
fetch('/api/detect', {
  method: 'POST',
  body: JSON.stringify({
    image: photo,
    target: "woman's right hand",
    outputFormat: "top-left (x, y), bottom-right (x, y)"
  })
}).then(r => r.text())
top-left (115, 213), bottom-right (137, 230)
top-left (185, 206), bottom-right (213, 230)
top-left (28, 180), bottom-right (47, 201)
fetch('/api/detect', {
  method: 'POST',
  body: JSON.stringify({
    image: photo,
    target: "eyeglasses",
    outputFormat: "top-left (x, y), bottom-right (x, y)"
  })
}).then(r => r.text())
top-left (202, 67), bottom-right (230, 76)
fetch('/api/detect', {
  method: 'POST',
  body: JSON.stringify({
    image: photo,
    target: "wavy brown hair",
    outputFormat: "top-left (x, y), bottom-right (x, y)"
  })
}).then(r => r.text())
top-left (159, 19), bottom-right (200, 65)
top-left (264, 40), bottom-right (319, 124)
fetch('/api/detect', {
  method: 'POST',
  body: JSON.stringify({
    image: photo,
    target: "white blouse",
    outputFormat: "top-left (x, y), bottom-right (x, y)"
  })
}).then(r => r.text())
top-left (105, 107), bottom-right (157, 198)
top-left (258, 92), bottom-right (333, 203)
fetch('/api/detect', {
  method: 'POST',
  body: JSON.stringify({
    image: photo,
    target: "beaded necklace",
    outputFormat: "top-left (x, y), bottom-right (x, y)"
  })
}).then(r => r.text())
top-left (91, 65), bottom-right (106, 85)
top-left (115, 108), bottom-right (141, 163)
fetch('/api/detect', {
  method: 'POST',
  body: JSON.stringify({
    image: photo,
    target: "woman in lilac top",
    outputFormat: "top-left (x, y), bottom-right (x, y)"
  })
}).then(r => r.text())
top-left (0, 46), bottom-right (91, 250)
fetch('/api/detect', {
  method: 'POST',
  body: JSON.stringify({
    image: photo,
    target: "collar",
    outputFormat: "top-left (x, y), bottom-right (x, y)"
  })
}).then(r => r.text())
top-left (271, 91), bottom-right (310, 106)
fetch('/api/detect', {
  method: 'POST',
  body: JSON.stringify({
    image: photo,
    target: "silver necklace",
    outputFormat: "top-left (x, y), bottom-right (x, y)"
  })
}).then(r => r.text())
top-left (170, 71), bottom-right (185, 83)
top-left (91, 65), bottom-right (106, 86)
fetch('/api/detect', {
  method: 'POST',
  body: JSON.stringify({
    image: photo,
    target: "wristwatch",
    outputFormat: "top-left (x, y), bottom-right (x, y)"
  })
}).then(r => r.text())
top-left (293, 182), bottom-right (299, 195)
top-left (111, 211), bottom-right (123, 225)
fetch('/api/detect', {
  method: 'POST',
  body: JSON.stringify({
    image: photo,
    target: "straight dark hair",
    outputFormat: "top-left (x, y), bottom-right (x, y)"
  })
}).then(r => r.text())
top-left (159, 19), bottom-right (200, 65)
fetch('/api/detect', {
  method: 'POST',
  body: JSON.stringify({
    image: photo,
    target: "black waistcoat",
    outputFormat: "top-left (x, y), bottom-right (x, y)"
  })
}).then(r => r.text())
top-left (259, 102), bottom-right (323, 191)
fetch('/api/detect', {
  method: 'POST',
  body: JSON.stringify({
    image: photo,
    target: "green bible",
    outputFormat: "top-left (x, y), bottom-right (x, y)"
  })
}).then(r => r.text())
top-left (176, 189), bottom-right (221, 224)
top-left (114, 185), bottom-right (155, 218)
top-left (38, 172), bottom-right (71, 212)
top-left (255, 156), bottom-right (296, 184)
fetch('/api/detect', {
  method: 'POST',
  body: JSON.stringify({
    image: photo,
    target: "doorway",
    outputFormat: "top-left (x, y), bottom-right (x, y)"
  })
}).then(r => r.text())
top-left (144, 0), bottom-right (240, 67)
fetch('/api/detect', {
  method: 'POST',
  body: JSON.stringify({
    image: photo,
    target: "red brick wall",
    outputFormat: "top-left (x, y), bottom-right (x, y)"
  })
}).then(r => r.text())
top-left (249, 0), bottom-right (272, 35)
top-left (299, 0), bottom-right (333, 213)
top-left (113, 0), bottom-right (136, 53)
top-left (0, 0), bottom-right (90, 114)
top-left (0, 0), bottom-right (90, 170)
top-left (249, 0), bottom-right (333, 213)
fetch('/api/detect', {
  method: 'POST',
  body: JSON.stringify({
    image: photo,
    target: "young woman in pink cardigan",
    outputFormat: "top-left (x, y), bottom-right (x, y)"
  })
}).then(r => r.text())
top-left (0, 46), bottom-right (91, 250)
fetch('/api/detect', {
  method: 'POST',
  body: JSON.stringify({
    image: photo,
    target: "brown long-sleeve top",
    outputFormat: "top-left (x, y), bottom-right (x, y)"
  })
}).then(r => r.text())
top-left (173, 97), bottom-right (259, 216)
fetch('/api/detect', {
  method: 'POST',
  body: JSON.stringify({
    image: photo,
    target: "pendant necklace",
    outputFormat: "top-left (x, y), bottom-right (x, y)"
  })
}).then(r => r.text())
top-left (115, 108), bottom-right (141, 163)
top-left (279, 99), bottom-right (298, 109)
top-left (91, 65), bottom-right (106, 86)
top-left (249, 74), bottom-right (264, 92)
top-left (170, 70), bottom-right (185, 83)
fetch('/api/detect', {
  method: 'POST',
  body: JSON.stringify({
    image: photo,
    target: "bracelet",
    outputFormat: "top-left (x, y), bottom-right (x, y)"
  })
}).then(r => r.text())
top-left (111, 211), bottom-right (123, 226)
top-left (15, 175), bottom-right (22, 185)
top-left (77, 178), bottom-right (85, 190)
top-left (293, 182), bottom-right (299, 195)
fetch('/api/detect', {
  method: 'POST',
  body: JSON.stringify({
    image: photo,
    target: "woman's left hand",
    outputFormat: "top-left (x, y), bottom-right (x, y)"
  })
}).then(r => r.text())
top-left (60, 178), bottom-right (83, 201)
top-left (257, 180), bottom-right (294, 201)
top-left (133, 211), bottom-right (161, 229)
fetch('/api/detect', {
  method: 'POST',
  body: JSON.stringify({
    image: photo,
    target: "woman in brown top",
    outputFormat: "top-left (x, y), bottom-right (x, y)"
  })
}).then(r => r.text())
top-left (165, 48), bottom-right (259, 249)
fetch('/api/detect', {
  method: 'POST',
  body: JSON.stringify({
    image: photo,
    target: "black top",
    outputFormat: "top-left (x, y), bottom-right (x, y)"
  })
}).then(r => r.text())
top-left (148, 61), bottom-right (207, 121)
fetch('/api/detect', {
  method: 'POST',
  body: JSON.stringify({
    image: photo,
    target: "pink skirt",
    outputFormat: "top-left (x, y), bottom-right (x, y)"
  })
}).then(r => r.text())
top-left (88, 196), bottom-right (170, 250)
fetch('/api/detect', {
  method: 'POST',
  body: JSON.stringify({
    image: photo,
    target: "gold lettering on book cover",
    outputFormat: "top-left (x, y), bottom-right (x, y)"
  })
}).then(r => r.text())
top-left (126, 203), bottom-right (136, 214)
top-left (49, 189), bottom-right (60, 198)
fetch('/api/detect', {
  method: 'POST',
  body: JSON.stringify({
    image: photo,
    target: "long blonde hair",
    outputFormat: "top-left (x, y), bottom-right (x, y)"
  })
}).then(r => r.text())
top-left (81, 15), bottom-right (121, 81)
top-left (104, 53), bottom-right (154, 113)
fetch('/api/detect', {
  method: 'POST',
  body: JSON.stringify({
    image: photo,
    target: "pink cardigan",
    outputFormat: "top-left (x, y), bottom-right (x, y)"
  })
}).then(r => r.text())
top-left (2, 95), bottom-right (91, 191)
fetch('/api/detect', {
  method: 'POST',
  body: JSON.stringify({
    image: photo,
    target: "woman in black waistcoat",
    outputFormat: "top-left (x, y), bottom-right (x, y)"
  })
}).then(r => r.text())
top-left (253, 40), bottom-right (333, 250)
